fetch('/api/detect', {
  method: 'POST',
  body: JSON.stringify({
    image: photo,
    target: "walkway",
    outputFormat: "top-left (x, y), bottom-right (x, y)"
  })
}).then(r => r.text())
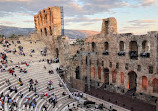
top-left (86, 87), bottom-right (156, 111)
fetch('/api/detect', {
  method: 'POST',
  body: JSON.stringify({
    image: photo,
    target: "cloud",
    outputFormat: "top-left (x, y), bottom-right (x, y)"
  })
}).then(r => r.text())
top-left (120, 19), bottom-right (158, 34)
top-left (80, 0), bottom-right (130, 15)
top-left (142, 0), bottom-right (156, 6)
top-left (80, 22), bottom-right (95, 26)
top-left (23, 20), bottom-right (33, 23)
top-left (128, 19), bottom-right (157, 26)
top-left (0, 20), bottom-right (15, 25)
top-left (65, 17), bottom-right (101, 23)
top-left (16, 12), bottom-right (34, 16)
top-left (0, 0), bottom-right (131, 18)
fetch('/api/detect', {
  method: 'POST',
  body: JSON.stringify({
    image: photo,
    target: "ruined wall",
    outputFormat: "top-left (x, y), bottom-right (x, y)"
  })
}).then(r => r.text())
top-left (34, 7), bottom-right (82, 74)
top-left (33, 7), bottom-right (158, 102)
top-left (34, 6), bottom-right (61, 57)
top-left (70, 17), bottom-right (158, 100)
top-left (71, 77), bottom-right (85, 92)
top-left (101, 17), bottom-right (117, 35)
top-left (34, 6), bottom-right (61, 36)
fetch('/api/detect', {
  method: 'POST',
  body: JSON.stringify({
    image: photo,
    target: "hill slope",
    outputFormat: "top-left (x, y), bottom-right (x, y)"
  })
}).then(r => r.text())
top-left (0, 25), bottom-right (99, 39)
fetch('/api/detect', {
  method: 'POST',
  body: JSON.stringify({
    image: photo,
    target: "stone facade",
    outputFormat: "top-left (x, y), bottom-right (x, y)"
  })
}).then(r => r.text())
top-left (33, 7), bottom-right (158, 105)
top-left (33, 6), bottom-right (82, 73)
top-left (34, 6), bottom-right (62, 57)
top-left (69, 18), bottom-right (158, 104)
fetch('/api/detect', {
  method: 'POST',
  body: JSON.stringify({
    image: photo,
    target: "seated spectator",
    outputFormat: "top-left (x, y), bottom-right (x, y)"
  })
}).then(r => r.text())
top-left (59, 82), bottom-right (63, 87)
top-left (62, 92), bottom-right (66, 96)
top-left (18, 92), bottom-right (23, 98)
top-left (35, 80), bottom-right (38, 85)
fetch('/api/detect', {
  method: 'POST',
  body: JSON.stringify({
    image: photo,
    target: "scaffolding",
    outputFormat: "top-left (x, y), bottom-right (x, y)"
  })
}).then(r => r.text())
top-left (60, 6), bottom-right (64, 36)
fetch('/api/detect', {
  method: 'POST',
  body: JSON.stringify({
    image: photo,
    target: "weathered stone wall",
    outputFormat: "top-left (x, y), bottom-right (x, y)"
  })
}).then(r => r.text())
top-left (34, 6), bottom-right (62, 57)
top-left (71, 18), bottom-right (158, 99)
top-left (101, 17), bottom-right (117, 35)
top-left (34, 7), bottom-right (158, 103)
top-left (71, 77), bottom-right (85, 92)
top-left (79, 19), bottom-right (158, 97)
top-left (34, 7), bottom-right (82, 75)
top-left (34, 6), bottom-right (61, 37)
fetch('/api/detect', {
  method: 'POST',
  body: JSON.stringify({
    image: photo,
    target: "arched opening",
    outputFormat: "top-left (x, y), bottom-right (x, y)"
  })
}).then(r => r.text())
top-left (91, 67), bottom-right (95, 78)
top-left (40, 29), bottom-right (42, 36)
top-left (40, 12), bottom-right (42, 23)
top-left (129, 41), bottom-right (138, 60)
top-left (142, 76), bottom-right (148, 90)
top-left (44, 28), bottom-right (47, 36)
top-left (75, 66), bottom-right (80, 79)
top-left (103, 68), bottom-right (109, 84)
top-left (140, 40), bottom-right (150, 58)
top-left (105, 21), bottom-right (109, 34)
top-left (49, 26), bottom-right (52, 35)
top-left (92, 42), bottom-right (96, 52)
top-left (104, 42), bottom-right (109, 50)
top-left (56, 48), bottom-right (59, 58)
top-left (152, 78), bottom-right (158, 93)
top-left (45, 14), bottom-right (47, 23)
top-left (119, 41), bottom-right (125, 51)
top-left (86, 56), bottom-right (88, 65)
top-left (128, 71), bottom-right (137, 90)
top-left (98, 67), bottom-right (101, 79)
top-left (102, 42), bottom-right (109, 55)
top-left (112, 70), bottom-right (117, 83)
top-left (120, 72), bottom-right (124, 84)
top-left (142, 40), bottom-right (150, 52)
top-left (43, 10), bottom-right (47, 23)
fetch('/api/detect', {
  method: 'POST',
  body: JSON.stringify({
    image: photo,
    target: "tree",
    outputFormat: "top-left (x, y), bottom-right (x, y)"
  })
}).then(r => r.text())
top-left (9, 34), bottom-right (16, 38)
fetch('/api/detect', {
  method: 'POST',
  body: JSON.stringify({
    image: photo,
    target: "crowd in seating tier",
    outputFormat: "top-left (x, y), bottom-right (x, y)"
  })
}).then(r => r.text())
top-left (0, 39), bottom-right (75, 111)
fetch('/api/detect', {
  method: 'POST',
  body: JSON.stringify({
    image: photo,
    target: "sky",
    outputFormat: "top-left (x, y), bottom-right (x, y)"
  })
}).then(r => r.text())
top-left (0, 0), bottom-right (158, 34)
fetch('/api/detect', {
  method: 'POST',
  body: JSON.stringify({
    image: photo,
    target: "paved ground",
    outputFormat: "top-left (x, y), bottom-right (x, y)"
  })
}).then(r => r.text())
top-left (86, 87), bottom-right (156, 111)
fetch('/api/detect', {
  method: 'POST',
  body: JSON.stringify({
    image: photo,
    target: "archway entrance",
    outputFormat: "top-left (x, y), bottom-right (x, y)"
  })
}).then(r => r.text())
top-left (56, 48), bottom-right (59, 58)
top-left (75, 66), bottom-right (80, 79)
top-left (103, 68), bottom-right (109, 84)
top-left (152, 78), bottom-right (158, 93)
top-left (128, 71), bottom-right (137, 90)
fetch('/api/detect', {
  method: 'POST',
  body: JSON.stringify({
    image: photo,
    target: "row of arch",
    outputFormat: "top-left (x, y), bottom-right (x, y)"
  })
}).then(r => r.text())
top-left (38, 8), bottom-right (54, 26)
top-left (75, 66), bottom-right (158, 93)
top-left (91, 40), bottom-right (150, 52)
top-left (40, 26), bottom-right (53, 36)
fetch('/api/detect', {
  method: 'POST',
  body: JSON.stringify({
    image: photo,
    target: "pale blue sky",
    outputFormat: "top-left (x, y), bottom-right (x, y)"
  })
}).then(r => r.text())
top-left (0, 0), bottom-right (157, 34)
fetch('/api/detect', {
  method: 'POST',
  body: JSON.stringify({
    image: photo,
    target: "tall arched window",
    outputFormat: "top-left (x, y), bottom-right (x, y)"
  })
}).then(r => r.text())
top-left (142, 40), bottom-right (150, 52)
top-left (142, 76), bottom-right (148, 90)
top-left (92, 42), bottom-right (96, 52)
top-left (75, 66), bottom-right (80, 79)
top-left (104, 42), bottom-right (109, 50)
top-left (44, 28), bottom-right (47, 36)
top-left (49, 26), bottom-right (52, 35)
top-left (40, 12), bottom-right (42, 23)
top-left (98, 67), bottom-right (101, 79)
top-left (141, 40), bottom-right (150, 58)
top-left (120, 72), bottom-right (124, 84)
top-left (119, 41), bottom-right (125, 51)
top-left (152, 78), bottom-right (158, 93)
top-left (45, 13), bottom-right (47, 23)
top-left (129, 41), bottom-right (138, 59)
top-left (40, 29), bottom-right (42, 36)
top-left (129, 41), bottom-right (138, 52)
top-left (112, 71), bottom-right (117, 83)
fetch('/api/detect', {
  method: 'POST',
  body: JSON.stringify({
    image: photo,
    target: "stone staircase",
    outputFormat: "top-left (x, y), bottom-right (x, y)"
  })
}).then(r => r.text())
top-left (0, 39), bottom-right (76, 111)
